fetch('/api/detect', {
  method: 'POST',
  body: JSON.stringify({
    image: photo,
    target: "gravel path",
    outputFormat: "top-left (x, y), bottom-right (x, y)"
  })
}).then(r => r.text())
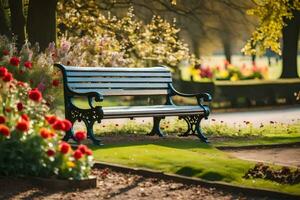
top-left (0, 169), bottom-right (265, 200)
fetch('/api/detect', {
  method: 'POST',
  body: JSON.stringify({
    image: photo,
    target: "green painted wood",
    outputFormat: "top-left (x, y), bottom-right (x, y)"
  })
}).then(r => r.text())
top-left (102, 105), bottom-right (206, 118)
top-left (72, 89), bottom-right (169, 96)
top-left (67, 77), bottom-right (172, 83)
top-left (66, 71), bottom-right (171, 77)
top-left (68, 82), bottom-right (169, 89)
top-left (65, 66), bottom-right (169, 72)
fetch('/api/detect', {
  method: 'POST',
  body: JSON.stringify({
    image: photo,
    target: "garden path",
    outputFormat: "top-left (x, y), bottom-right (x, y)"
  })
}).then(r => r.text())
top-left (225, 145), bottom-right (300, 167)
top-left (208, 106), bottom-right (300, 126)
top-left (94, 105), bottom-right (300, 126)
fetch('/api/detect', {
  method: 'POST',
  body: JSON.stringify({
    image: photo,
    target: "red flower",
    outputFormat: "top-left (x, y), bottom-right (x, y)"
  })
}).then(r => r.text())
top-left (24, 61), bottom-right (32, 69)
top-left (78, 144), bottom-right (88, 154)
top-left (10, 56), bottom-right (20, 66)
top-left (73, 150), bottom-right (83, 160)
top-left (62, 119), bottom-right (72, 131)
top-left (52, 79), bottom-right (59, 87)
top-left (21, 114), bottom-right (29, 121)
top-left (28, 88), bottom-right (42, 102)
top-left (40, 128), bottom-right (51, 139)
top-left (0, 116), bottom-right (6, 124)
top-left (0, 125), bottom-right (10, 136)
top-left (2, 72), bottom-right (13, 82)
top-left (16, 120), bottom-right (30, 132)
top-left (74, 131), bottom-right (87, 141)
top-left (17, 102), bottom-right (24, 111)
top-left (17, 81), bottom-right (25, 87)
top-left (2, 49), bottom-right (9, 55)
top-left (52, 120), bottom-right (65, 131)
top-left (46, 149), bottom-right (55, 157)
top-left (85, 149), bottom-right (93, 156)
top-left (45, 115), bottom-right (57, 124)
top-left (0, 67), bottom-right (8, 77)
top-left (60, 142), bottom-right (71, 154)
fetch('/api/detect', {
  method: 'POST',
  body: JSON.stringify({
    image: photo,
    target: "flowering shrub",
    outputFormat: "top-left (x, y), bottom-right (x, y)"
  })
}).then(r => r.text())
top-left (57, 3), bottom-right (197, 68)
top-left (0, 66), bottom-right (93, 180)
top-left (0, 35), bottom-right (62, 108)
top-left (188, 61), bottom-right (268, 81)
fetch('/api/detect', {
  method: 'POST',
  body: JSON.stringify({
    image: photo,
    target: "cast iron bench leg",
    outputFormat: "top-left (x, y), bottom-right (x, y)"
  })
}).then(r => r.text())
top-left (84, 119), bottom-right (103, 146)
top-left (63, 128), bottom-right (74, 142)
top-left (148, 117), bottom-right (165, 137)
top-left (178, 115), bottom-right (209, 143)
top-left (62, 118), bottom-right (76, 142)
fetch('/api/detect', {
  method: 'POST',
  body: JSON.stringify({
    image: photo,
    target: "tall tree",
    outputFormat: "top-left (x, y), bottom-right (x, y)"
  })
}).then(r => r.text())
top-left (27, 0), bottom-right (57, 51)
top-left (282, 10), bottom-right (300, 78)
top-left (0, 0), bottom-right (10, 36)
top-left (243, 0), bottom-right (300, 78)
top-left (8, 0), bottom-right (25, 49)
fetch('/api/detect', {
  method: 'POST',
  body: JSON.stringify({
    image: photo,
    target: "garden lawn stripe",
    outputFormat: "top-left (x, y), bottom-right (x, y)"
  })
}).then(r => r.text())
top-left (91, 140), bottom-right (300, 195)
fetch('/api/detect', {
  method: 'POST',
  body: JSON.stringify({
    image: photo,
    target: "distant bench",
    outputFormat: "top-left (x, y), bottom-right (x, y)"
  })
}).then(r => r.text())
top-left (55, 64), bottom-right (212, 145)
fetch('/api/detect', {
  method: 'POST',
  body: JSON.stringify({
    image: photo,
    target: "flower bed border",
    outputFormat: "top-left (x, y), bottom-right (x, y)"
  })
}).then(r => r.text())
top-left (93, 161), bottom-right (299, 200)
top-left (30, 176), bottom-right (97, 190)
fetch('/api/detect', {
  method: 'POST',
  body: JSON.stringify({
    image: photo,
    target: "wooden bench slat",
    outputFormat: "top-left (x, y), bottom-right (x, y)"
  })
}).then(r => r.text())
top-left (102, 105), bottom-right (205, 118)
top-left (66, 71), bottom-right (171, 77)
top-left (68, 82), bottom-right (168, 89)
top-left (67, 77), bottom-right (172, 83)
top-left (72, 89), bottom-right (169, 96)
top-left (65, 66), bottom-right (169, 72)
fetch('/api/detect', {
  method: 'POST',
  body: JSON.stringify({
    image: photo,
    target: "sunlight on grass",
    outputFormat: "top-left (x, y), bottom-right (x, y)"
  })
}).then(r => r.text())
top-left (91, 140), bottom-right (300, 195)
top-left (93, 119), bottom-right (300, 146)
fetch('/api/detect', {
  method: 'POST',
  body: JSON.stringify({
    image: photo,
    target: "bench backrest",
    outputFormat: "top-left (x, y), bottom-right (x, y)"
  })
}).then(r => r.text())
top-left (56, 64), bottom-right (173, 96)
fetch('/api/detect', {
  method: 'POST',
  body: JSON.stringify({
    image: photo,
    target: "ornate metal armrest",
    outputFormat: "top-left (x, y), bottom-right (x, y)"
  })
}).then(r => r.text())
top-left (169, 84), bottom-right (212, 105)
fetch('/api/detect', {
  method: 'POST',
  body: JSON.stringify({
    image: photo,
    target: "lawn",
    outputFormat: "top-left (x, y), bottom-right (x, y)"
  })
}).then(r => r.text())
top-left (91, 139), bottom-right (300, 195)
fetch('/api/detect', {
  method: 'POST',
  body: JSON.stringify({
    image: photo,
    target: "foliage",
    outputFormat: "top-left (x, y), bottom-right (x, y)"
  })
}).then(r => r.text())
top-left (57, 1), bottom-right (196, 68)
top-left (0, 65), bottom-right (93, 180)
top-left (0, 35), bottom-right (63, 107)
top-left (243, 0), bottom-right (300, 55)
top-left (93, 118), bottom-right (300, 139)
top-left (244, 163), bottom-right (300, 185)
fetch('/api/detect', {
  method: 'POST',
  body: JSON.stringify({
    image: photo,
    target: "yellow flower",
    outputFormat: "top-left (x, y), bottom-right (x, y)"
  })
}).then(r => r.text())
top-left (230, 74), bottom-right (239, 81)
top-left (67, 161), bottom-right (75, 168)
top-left (218, 70), bottom-right (229, 78)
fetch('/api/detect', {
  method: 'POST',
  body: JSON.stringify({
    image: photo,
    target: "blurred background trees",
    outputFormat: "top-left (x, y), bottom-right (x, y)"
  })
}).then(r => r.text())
top-left (0, 0), bottom-right (299, 78)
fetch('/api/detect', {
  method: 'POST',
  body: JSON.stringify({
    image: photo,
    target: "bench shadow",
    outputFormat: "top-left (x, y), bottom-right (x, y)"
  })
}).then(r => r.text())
top-left (91, 137), bottom-right (213, 151)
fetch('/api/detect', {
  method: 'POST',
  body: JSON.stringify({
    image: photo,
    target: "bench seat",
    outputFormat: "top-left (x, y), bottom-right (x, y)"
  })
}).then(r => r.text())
top-left (103, 105), bottom-right (209, 118)
top-left (55, 64), bottom-right (212, 145)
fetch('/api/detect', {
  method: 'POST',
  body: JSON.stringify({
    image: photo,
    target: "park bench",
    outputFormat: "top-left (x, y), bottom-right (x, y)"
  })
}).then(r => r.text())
top-left (55, 64), bottom-right (212, 145)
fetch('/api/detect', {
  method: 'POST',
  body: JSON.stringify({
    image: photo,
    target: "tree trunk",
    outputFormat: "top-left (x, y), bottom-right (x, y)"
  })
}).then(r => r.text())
top-left (0, 1), bottom-right (10, 36)
top-left (192, 38), bottom-right (201, 58)
top-left (26, 0), bottom-right (57, 51)
top-left (281, 10), bottom-right (300, 78)
top-left (222, 39), bottom-right (232, 64)
top-left (219, 28), bottom-right (232, 64)
top-left (8, 0), bottom-right (25, 49)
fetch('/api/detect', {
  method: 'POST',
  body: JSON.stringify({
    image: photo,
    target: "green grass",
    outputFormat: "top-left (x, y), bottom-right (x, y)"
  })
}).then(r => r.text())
top-left (94, 119), bottom-right (300, 146)
top-left (91, 140), bottom-right (300, 195)
top-left (213, 136), bottom-right (300, 147)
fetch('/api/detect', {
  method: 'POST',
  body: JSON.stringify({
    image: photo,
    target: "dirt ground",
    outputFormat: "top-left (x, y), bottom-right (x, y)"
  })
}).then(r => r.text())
top-left (0, 169), bottom-right (261, 200)
top-left (224, 146), bottom-right (300, 167)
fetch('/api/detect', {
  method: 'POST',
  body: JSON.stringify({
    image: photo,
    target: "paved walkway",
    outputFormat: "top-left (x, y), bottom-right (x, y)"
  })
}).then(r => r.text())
top-left (98, 106), bottom-right (300, 126)
top-left (208, 106), bottom-right (300, 126)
